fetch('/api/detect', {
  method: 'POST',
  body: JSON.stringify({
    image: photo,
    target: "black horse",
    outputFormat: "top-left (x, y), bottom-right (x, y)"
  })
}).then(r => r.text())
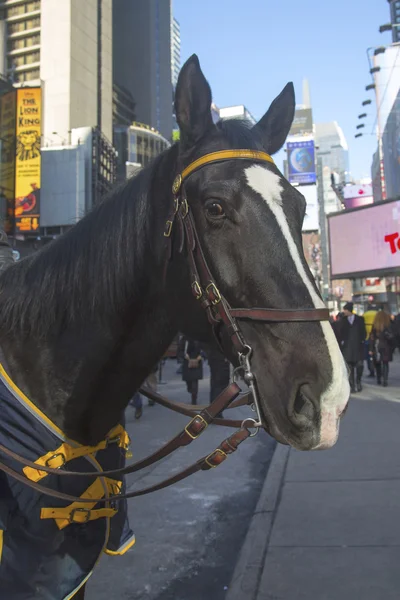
top-left (0, 56), bottom-right (349, 598)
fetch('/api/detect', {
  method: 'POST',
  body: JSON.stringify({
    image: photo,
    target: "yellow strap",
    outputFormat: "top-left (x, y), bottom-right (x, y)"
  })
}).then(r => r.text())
top-left (0, 530), bottom-right (3, 563)
top-left (23, 424), bottom-right (131, 482)
top-left (181, 150), bottom-right (274, 183)
top-left (40, 477), bottom-right (122, 530)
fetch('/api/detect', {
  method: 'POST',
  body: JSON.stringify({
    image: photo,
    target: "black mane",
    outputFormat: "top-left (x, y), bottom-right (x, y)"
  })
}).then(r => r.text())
top-left (0, 145), bottom-right (178, 339)
top-left (0, 119), bottom-right (259, 340)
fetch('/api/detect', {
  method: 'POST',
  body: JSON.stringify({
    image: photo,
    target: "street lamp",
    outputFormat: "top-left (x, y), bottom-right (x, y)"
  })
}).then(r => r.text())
top-left (356, 124), bottom-right (365, 129)
top-left (370, 66), bottom-right (381, 74)
top-left (355, 133), bottom-right (363, 138)
top-left (362, 99), bottom-right (372, 106)
top-left (358, 113), bottom-right (367, 118)
top-left (365, 83), bottom-right (376, 91)
top-left (374, 46), bottom-right (386, 56)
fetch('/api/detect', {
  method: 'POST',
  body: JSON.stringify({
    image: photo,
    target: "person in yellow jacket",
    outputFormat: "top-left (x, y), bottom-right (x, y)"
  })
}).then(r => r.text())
top-left (363, 305), bottom-right (378, 376)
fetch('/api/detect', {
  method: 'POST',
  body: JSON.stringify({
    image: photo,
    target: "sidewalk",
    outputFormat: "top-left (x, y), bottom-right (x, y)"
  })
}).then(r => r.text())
top-left (228, 355), bottom-right (400, 600)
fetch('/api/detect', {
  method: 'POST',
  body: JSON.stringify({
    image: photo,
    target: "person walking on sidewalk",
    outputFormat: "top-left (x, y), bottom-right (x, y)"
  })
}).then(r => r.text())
top-left (369, 310), bottom-right (394, 387)
top-left (339, 302), bottom-right (366, 393)
top-left (363, 304), bottom-right (378, 377)
top-left (182, 338), bottom-right (203, 405)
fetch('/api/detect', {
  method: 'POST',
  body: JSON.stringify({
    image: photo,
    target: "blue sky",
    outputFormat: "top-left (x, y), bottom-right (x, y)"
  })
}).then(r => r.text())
top-left (173, 0), bottom-right (393, 180)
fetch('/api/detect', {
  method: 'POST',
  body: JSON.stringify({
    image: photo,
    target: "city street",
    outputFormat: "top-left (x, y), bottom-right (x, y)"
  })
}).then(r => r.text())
top-left (86, 359), bottom-right (276, 600)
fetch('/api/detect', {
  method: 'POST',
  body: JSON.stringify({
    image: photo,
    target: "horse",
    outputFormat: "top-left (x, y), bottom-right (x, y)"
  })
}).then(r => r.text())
top-left (0, 55), bottom-right (350, 599)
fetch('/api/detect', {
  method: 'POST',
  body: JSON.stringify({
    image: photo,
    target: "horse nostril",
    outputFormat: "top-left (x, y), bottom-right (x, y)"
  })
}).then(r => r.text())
top-left (290, 387), bottom-right (317, 429)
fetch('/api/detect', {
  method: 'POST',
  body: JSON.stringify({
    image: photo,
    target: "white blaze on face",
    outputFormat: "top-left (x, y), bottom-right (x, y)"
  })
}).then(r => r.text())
top-left (245, 165), bottom-right (350, 449)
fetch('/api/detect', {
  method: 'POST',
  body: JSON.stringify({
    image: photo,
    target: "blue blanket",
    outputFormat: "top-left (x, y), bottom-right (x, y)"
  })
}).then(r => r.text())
top-left (0, 363), bottom-right (135, 599)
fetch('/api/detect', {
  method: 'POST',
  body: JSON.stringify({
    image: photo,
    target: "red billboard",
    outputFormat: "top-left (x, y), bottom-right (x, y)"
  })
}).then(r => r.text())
top-left (328, 199), bottom-right (400, 279)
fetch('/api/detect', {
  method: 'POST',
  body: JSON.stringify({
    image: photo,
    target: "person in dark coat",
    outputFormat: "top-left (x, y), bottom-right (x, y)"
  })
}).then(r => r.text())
top-left (182, 338), bottom-right (203, 404)
top-left (339, 302), bottom-right (366, 393)
top-left (369, 310), bottom-right (394, 386)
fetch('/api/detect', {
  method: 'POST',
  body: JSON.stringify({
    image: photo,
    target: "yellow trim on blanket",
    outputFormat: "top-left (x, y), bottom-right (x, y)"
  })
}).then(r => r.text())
top-left (23, 424), bottom-right (131, 482)
top-left (40, 477), bottom-right (122, 530)
top-left (104, 533), bottom-right (136, 556)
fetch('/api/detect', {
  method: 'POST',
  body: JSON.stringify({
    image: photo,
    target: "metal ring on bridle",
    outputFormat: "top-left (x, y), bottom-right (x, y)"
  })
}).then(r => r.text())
top-left (241, 418), bottom-right (261, 437)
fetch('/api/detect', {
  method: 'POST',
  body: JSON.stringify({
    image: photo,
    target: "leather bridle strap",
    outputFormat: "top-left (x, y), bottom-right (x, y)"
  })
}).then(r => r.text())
top-left (139, 385), bottom-right (252, 427)
top-left (230, 308), bottom-right (330, 322)
top-left (0, 383), bottom-right (244, 481)
top-left (0, 427), bottom-right (251, 504)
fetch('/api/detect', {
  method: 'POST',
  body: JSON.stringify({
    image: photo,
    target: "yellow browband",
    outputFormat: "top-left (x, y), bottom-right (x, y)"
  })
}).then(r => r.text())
top-left (172, 150), bottom-right (275, 195)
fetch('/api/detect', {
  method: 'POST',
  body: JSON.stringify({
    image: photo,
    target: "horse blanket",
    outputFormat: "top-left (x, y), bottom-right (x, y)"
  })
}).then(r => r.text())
top-left (0, 362), bottom-right (135, 599)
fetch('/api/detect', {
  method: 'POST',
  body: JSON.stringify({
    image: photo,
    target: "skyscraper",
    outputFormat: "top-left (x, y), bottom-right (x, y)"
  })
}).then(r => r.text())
top-left (113, 0), bottom-right (173, 141)
top-left (171, 16), bottom-right (180, 90)
top-left (387, 0), bottom-right (400, 43)
top-left (0, 0), bottom-right (113, 142)
top-left (315, 121), bottom-right (350, 214)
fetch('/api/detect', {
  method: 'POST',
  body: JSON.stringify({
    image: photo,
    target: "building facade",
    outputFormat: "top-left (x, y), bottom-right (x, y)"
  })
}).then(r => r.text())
top-left (171, 15), bottom-right (180, 90)
top-left (218, 104), bottom-right (256, 125)
top-left (387, 0), bottom-right (400, 43)
top-left (113, 0), bottom-right (173, 142)
top-left (382, 88), bottom-right (400, 199)
top-left (0, 0), bottom-right (113, 142)
top-left (113, 121), bottom-right (170, 182)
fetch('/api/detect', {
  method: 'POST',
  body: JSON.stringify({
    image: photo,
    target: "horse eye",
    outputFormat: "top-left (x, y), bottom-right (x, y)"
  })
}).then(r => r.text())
top-left (205, 201), bottom-right (225, 218)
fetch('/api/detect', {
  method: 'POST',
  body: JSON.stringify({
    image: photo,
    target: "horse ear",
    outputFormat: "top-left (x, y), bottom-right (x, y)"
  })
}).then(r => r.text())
top-left (253, 83), bottom-right (295, 155)
top-left (174, 54), bottom-right (214, 150)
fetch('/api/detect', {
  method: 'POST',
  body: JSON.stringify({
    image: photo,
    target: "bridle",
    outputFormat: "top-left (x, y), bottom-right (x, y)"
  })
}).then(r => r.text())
top-left (164, 148), bottom-right (329, 428)
top-left (0, 149), bottom-right (329, 506)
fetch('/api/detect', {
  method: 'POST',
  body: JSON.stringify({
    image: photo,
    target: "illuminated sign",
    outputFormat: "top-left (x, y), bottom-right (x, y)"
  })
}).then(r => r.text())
top-left (14, 87), bottom-right (41, 233)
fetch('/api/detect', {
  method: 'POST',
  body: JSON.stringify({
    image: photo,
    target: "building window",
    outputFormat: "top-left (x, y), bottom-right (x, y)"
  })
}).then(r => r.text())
top-left (6, 5), bottom-right (26, 18)
top-left (14, 68), bottom-right (40, 83)
top-left (26, 16), bottom-right (40, 29)
top-left (8, 21), bottom-right (26, 34)
top-left (26, 33), bottom-right (40, 46)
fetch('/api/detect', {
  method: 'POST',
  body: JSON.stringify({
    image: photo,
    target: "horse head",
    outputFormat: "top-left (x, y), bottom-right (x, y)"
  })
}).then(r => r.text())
top-left (169, 55), bottom-right (350, 451)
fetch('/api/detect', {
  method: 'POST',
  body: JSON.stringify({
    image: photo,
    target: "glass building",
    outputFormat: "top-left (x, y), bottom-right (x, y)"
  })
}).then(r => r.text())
top-left (114, 122), bottom-right (170, 182)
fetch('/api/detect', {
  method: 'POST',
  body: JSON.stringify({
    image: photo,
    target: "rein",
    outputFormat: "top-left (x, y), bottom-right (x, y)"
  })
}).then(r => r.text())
top-left (0, 149), bottom-right (329, 504)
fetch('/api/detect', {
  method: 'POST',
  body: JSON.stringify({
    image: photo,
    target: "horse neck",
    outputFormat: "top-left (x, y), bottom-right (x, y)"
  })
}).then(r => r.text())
top-left (0, 157), bottom-right (178, 445)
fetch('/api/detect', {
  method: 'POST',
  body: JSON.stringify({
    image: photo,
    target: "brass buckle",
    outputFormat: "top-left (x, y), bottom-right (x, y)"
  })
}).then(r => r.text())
top-left (192, 281), bottom-right (203, 300)
top-left (164, 220), bottom-right (173, 237)
top-left (172, 174), bottom-right (182, 195)
top-left (185, 415), bottom-right (208, 440)
top-left (180, 198), bottom-right (188, 217)
top-left (45, 452), bottom-right (66, 468)
top-left (206, 283), bottom-right (221, 305)
top-left (69, 507), bottom-right (91, 524)
top-left (205, 449), bottom-right (227, 468)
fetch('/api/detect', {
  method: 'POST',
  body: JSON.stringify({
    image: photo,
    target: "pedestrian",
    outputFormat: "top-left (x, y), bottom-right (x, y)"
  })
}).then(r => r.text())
top-left (369, 310), bottom-right (394, 387)
top-left (363, 304), bottom-right (378, 377)
top-left (182, 338), bottom-right (203, 405)
top-left (130, 390), bottom-right (143, 420)
top-left (176, 334), bottom-right (185, 374)
top-left (338, 302), bottom-right (366, 393)
top-left (331, 312), bottom-right (343, 344)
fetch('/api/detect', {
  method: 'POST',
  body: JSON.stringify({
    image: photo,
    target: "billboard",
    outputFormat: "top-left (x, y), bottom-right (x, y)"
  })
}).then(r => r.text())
top-left (342, 183), bottom-right (373, 210)
top-left (328, 199), bottom-right (400, 279)
top-left (14, 87), bottom-right (41, 233)
top-left (0, 90), bottom-right (16, 234)
top-left (289, 108), bottom-right (313, 136)
top-left (300, 184), bottom-right (319, 231)
top-left (287, 140), bottom-right (316, 184)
